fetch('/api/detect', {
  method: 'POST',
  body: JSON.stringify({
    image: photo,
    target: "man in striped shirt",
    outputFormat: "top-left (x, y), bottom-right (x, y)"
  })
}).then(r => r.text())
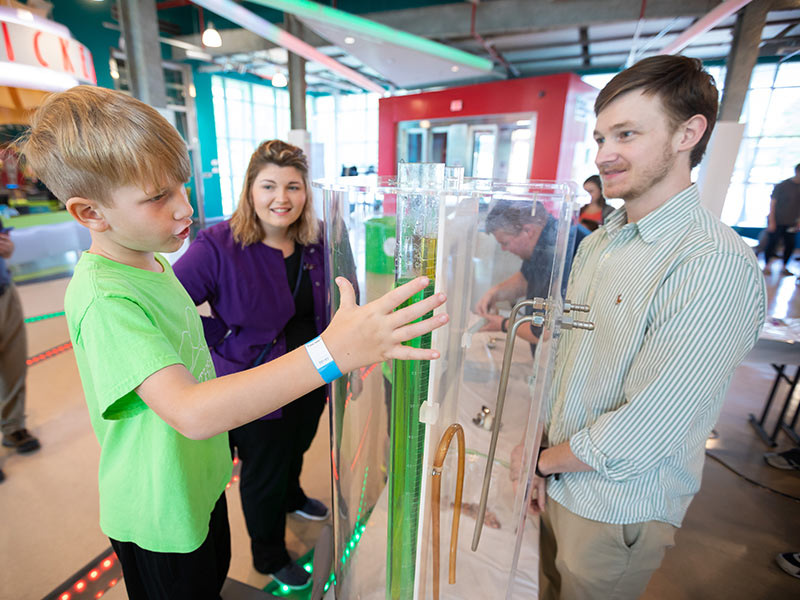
top-left (533, 56), bottom-right (766, 599)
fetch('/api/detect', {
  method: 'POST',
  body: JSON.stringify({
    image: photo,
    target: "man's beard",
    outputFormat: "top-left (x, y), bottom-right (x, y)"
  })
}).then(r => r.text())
top-left (603, 142), bottom-right (676, 203)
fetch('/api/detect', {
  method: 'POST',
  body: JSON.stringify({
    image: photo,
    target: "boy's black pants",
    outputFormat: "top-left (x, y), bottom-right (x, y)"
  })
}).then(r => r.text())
top-left (110, 493), bottom-right (230, 600)
top-left (229, 390), bottom-right (326, 574)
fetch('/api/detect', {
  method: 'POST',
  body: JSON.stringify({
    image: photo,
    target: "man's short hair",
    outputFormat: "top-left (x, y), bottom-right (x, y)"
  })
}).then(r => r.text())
top-left (486, 199), bottom-right (547, 235)
top-left (16, 86), bottom-right (190, 204)
top-left (595, 55), bottom-right (719, 169)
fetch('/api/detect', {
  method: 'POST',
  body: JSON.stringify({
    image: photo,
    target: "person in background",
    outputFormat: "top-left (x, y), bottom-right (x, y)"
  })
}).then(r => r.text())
top-left (173, 140), bottom-right (328, 590)
top-left (0, 216), bottom-right (41, 484)
top-left (578, 175), bottom-right (614, 231)
top-left (476, 200), bottom-right (590, 350)
top-left (533, 56), bottom-right (765, 600)
top-left (763, 163), bottom-right (800, 276)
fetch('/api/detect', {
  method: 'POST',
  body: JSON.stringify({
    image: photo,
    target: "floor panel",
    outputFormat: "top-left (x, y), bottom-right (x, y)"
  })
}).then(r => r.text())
top-left (3, 266), bottom-right (800, 599)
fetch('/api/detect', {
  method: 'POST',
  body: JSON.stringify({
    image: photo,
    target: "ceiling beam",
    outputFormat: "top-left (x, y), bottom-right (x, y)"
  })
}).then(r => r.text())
top-left (445, 16), bottom-right (799, 54)
top-left (365, 0), bottom-right (800, 40)
top-left (363, 0), bottom-right (724, 40)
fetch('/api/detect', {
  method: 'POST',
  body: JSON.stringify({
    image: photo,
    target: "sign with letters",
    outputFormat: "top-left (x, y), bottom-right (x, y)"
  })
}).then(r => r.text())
top-left (0, 7), bottom-right (96, 89)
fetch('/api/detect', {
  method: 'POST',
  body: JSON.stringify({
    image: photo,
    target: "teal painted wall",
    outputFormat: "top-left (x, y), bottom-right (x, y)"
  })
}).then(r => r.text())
top-left (52, 0), bottom-right (117, 91)
top-left (192, 69), bottom-right (223, 220)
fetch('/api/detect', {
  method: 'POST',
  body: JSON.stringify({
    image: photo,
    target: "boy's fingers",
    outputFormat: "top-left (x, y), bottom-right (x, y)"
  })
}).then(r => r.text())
top-left (375, 276), bottom-right (430, 313)
top-left (335, 277), bottom-right (357, 309)
top-left (390, 292), bottom-right (447, 327)
top-left (393, 313), bottom-right (449, 343)
top-left (387, 346), bottom-right (441, 361)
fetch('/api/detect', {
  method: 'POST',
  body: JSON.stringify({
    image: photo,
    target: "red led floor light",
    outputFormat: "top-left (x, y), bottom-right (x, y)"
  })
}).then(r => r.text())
top-left (27, 341), bottom-right (73, 366)
top-left (43, 548), bottom-right (122, 600)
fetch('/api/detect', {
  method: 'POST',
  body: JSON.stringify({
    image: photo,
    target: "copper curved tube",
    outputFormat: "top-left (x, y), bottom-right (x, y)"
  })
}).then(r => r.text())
top-left (431, 423), bottom-right (466, 600)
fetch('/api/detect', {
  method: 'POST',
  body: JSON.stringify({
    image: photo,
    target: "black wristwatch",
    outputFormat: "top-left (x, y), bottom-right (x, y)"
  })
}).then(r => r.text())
top-left (535, 446), bottom-right (547, 478)
top-left (501, 317), bottom-right (509, 333)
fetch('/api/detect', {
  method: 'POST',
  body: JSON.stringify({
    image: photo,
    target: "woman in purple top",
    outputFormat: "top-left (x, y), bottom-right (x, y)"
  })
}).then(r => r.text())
top-left (174, 140), bottom-right (327, 589)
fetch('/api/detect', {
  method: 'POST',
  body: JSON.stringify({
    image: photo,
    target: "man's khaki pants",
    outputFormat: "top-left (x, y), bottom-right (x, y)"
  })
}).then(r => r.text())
top-left (0, 284), bottom-right (28, 436)
top-left (539, 498), bottom-right (676, 600)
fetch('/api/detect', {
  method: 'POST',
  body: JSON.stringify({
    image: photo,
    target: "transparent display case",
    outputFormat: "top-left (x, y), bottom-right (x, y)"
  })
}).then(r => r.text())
top-left (314, 164), bottom-right (584, 600)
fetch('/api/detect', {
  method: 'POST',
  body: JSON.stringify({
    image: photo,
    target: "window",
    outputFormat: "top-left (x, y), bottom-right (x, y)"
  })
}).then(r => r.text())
top-left (721, 61), bottom-right (800, 227)
top-left (308, 93), bottom-right (380, 178)
top-left (212, 76), bottom-right (290, 216)
top-left (583, 61), bottom-right (800, 228)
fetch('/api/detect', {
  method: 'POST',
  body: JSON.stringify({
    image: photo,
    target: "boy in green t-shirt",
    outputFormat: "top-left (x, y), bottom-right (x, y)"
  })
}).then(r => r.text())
top-left (17, 86), bottom-right (448, 600)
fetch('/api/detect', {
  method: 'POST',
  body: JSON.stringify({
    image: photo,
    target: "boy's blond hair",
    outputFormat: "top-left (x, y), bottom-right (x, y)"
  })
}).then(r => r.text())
top-left (16, 85), bottom-right (190, 204)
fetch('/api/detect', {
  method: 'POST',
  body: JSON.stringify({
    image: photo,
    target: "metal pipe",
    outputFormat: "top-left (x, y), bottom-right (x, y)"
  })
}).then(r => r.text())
top-left (659, 0), bottom-right (754, 55)
top-left (471, 311), bottom-right (534, 551)
top-left (470, 1), bottom-right (519, 77)
top-left (431, 423), bottom-right (466, 600)
top-left (625, 0), bottom-right (648, 67)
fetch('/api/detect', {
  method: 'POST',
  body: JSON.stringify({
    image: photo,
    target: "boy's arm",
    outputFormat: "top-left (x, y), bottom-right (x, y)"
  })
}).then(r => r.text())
top-left (137, 276), bottom-right (447, 439)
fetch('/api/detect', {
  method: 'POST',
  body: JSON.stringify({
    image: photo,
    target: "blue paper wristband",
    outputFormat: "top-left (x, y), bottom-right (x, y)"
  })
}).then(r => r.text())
top-left (304, 336), bottom-right (344, 383)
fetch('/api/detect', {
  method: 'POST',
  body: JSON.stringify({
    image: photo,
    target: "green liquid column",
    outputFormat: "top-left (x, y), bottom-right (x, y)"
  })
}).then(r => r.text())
top-left (387, 278), bottom-right (435, 600)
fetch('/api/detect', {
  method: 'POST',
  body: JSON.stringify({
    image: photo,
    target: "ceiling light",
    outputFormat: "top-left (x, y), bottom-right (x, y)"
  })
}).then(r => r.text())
top-left (516, 119), bottom-right (531, 126)
top-left (420, 120), bottom-right (431, 129)
top-left (109, 57), bottom-right (119, 80)
top-left (186, 49), bottom-right (213, 61)
top-left (202, 22), bottom-right (222, 48)
top-left (189, 83), bottom-right (197, 98)
top-left (451, 65), bottom-right (460, 72)
top-left (271, 72), bottom-right (288, 88)
top-left (344, 36), bottom-right (355, 45)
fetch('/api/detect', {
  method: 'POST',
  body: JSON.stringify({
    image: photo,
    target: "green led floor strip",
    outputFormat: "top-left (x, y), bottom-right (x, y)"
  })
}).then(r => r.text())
top-left (263, 549), bottom-right (315, 598)
top-left (24, 310), bottom-right (66, 323)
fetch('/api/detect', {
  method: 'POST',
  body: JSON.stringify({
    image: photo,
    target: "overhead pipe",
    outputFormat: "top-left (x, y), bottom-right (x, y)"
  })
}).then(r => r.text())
top-left (659, 0), bottom-right (755, 55)
top-left (470, 1), bottom-right (519, 77)
top-left (625, 0), bottom-right (648, 67)
top-left (190, 0), bottom-right (384, 93)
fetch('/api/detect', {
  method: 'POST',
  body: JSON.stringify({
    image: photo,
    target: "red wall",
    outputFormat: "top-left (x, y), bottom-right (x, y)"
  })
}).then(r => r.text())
top-left (378, 73), bottom-right (592, 180)
top-left (557, 76), bottom-right (599, 182)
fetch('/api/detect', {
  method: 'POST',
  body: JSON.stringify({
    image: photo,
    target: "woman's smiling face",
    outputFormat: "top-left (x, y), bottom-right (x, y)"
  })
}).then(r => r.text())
top-left (251, 164), bottom-right (307, 238)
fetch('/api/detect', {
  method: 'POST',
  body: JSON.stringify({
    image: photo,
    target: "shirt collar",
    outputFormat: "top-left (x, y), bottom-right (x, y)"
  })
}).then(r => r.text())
top-left (604, 184), bottom-right (699, 244)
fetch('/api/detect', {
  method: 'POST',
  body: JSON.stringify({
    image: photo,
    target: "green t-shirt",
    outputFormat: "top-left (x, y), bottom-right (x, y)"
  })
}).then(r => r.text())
top-left (65, 252), bottom-right (232, 553)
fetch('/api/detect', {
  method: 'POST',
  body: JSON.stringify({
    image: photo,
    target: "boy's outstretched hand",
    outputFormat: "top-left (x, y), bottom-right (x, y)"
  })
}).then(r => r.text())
top-left (323, 276), bottom-right (448, 373)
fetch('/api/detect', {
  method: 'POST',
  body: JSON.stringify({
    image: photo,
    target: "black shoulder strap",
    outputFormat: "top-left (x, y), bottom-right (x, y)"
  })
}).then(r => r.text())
top-left (251, 245), bottom-right (306, 368)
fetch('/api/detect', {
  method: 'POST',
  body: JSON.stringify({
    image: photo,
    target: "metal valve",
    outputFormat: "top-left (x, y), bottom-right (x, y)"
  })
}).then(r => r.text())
top-left (530, 297), bottom-right (548, 312)
top-left (510, 298), bottom-right (595, 331)
top-left (561, 315), bottom-right (594, 331)
top-left (564, 300), bottom-right (591, 313)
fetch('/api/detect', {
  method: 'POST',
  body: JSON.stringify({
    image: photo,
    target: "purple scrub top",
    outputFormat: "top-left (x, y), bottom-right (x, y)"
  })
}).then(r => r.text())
top-left (173, 220), bottom-right (328, 419)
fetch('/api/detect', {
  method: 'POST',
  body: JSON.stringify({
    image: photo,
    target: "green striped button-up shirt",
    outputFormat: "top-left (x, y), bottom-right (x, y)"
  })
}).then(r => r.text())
top-left (546, 184), bottom-right (766, 527)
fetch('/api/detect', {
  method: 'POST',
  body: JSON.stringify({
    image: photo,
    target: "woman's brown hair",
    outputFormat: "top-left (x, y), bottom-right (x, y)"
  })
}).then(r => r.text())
top-left (230, 140), bottom-right (319, 247)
